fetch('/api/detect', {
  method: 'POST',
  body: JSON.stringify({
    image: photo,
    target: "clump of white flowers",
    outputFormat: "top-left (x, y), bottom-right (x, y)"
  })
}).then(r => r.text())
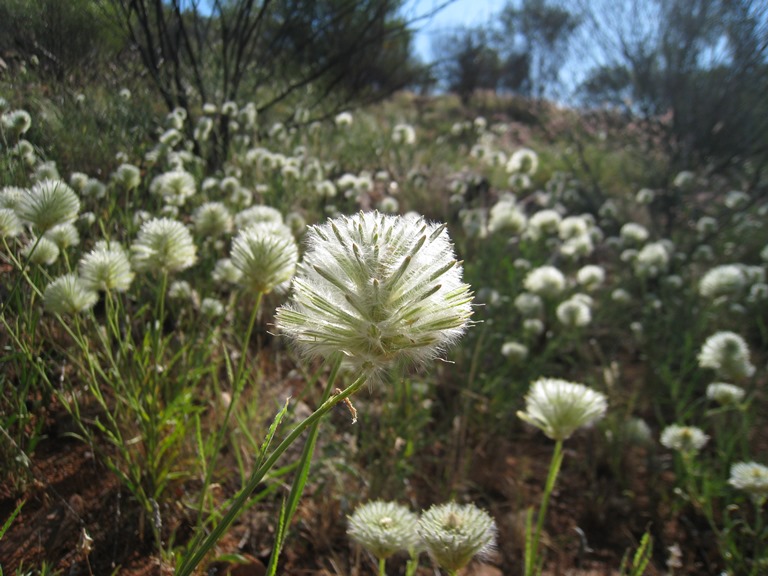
top-left (517, 378), bottom-right (607, 441)
top-left (347, 500), bottom-right (420, 561)
top-left (697, 331), bottom-right (755, 381)
top-left (276, 211), bottom-right (473, 382)
top-left (660, 424), bottom-right (709, 454)
top-left (418, 502), bottom-right (497, 572)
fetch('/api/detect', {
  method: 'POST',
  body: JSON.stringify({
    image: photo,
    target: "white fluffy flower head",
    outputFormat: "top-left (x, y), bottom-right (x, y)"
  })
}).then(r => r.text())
top-left (660, 424), bottom-right (709, 454)
top-left (131, 217), bottom-right (197, 274)
top-left (728, 462), bottom-right (768, 504)
top-left (698, 331), bottom-right (755, 381)
top-left (79, 241), bottom-right (134, 292)
top-left (524, 265), bottom-right (566, 298)
top-left (347, 500), bottom-right (420, 560)
top-left (418, 502), bottom-right (497, 572)
top-left (276, 211), bottom-right (473, 381)
top-left (517, 378), bottom-right (607, 441)
top-left (230, 223), bottom-right (298, 294)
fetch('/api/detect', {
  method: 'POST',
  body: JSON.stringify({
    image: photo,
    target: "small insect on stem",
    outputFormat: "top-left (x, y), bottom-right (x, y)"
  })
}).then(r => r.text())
top-left (335, 388), bottom-right (358, 424)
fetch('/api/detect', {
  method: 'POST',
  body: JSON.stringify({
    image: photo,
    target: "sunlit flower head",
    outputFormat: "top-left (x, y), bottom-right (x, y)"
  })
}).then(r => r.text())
top-left (0, 186), bottom-right (24, 210)
top-left (576, 264), bottom-right (605, 291)
top-left (513, 292), bottom-right (543, 319)
top-left (0, 208), bottom-right (22, 238)
top-left (524, 265), bottom-right (566, 298)
top-left (523, 318), bottom-right (545, 336)
top-left (79, 241), bottom-right (134, 292)
top-left (44, 274), bottom-right (98, 316)
top-left (558, 216), bottom-right (589, 240)
top-left (728, 461), bottom-right (768, 504)
top-left (620, 222), bottom-right (649, 245)
top-left (347, 501), bottom-right (420, 560)
top-left (149, 169), bottom-right (196, 206)
top-left (33, 161), bottom-right (60, 182)
top-left (23, 236), bottom-right (60, 265)
top-left (488, 197), bottom-right (527, 235)
top-left (378, 196), bottom-right (399, 214)
top-left (131, 217), bottom-right (197, 274)
top-left (672, 170), bottom-right (694, 189)
top-left (698, 331), bottom-right (755, 380)
top-left (69, 172), bottom-right (89, 193)
top-left (200, 297), bottom-right (225, 318)
top-left (418, 502), bottom-right (496, 572)
top-left (556, 296), bottom-right (592, 328)
top-left (44, 222), bottom-right (80, 250)
top-left (705, 382), bottom-right (745, 406)
top-left (194, 116), bottom-right (214, 142)
top-left (111, 163), bottom-right (141, 192)
top-left (234, 205), bottom-right (283, 230)
top-left (518, 378), bottom-right (607, 441)
top-left (725, 190), bottom-right (749, 209)
top-left (699, 264), bottom-right (746, 299)
top-left (392, 123), bottom-right (416, 146)
top-left (275, 211), bottom-right (473, 381)
top-left (211, 257), bottom-right (242, 285)
top-left (501, 341), bottom-right (528, 362)
top-left (168, 279), bottom-right (197, 302)
top-left (230, 223), bottom-right (298, 294)
top-left (506, 147), bottom-right (538, 175)
top-left (16, 180), bottom-right (80, 233)
top-left (335, 111), bottom-right (353, 127)
top-left (82, 178), bottom-right (106, 199)
top-left (634, 241), bottom-right (670, 278)
top-left (660, 424), bottom-right (709, 454)
top-left (527, 209), bottom-right (562, 239)
top-left (2, 109), bottom-right (32, 138)
top-left (193, 202), bottom-right (233, 237)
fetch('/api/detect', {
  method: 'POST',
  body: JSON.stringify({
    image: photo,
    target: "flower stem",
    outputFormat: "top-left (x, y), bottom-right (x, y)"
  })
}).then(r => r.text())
top-left (525, 438), bottom-right (564, 576)
top-left (176, 371), bottom-right (367, 576)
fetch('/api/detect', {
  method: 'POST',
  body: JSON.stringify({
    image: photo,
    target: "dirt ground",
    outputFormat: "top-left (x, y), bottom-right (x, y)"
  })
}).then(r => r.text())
top-left (1, 395), bottom-right (696, 576)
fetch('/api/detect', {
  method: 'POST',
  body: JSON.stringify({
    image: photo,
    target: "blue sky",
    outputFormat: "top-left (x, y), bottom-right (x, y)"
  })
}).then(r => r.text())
top-left (403, 0), bottom-right (507, 62)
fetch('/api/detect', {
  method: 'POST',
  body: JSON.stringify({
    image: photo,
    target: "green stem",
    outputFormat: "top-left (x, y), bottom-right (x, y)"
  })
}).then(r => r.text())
top-left (176, 371), bottom-right (368, 576)
top-left (235, 292), bottom-right (263, 390)
top-left (265, 356), bottom-right (343, 575)
top-left (526, 439), bottom-right (564, 576)
top-left (378, 556), bottom-right (387, 576)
